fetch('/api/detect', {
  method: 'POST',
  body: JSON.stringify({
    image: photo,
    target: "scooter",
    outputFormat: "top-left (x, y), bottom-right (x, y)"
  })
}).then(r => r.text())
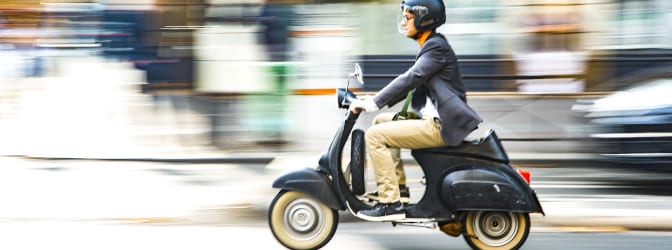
top-left (268, 64), bottom-right (544, 250)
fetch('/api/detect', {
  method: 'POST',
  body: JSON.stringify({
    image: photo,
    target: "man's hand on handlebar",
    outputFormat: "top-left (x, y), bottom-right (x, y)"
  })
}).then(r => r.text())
top-left (349, 99), bottom-right (365, 114)
top-left (349, 96), bottom-right (379, 114)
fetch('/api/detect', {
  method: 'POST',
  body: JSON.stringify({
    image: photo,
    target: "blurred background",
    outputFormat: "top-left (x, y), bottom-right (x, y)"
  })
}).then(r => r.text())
top-left (1, 0), bottom-right (670, 165)
top-left (0, 0), bottom-right (671, 249)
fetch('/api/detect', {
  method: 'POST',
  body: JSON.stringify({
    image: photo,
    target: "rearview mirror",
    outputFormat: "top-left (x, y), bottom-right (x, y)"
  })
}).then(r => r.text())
top-left (339, 64), bottom-right (363, 109)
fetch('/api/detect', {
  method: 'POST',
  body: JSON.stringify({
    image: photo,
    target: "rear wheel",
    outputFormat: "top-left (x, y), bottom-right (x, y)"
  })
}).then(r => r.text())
top-left (268, 190), bottom-right (338, 250)
top-left (463, 211), bottom-right (530, 250)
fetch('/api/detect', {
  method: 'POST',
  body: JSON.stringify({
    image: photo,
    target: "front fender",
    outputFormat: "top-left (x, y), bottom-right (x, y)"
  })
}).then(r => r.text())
top-left (440, 167), bottom-right (544, 214)
top-left (272, 168), bottom-right (345, 210)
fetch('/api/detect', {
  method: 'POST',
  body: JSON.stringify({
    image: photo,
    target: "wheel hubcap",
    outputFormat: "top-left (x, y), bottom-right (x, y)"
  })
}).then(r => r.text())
top-left (474, 211), bottom-right (518, 247)
top-left (283, 198), bottom-right (325, 239)
top-left (288, 204), bottom-right (317, 233)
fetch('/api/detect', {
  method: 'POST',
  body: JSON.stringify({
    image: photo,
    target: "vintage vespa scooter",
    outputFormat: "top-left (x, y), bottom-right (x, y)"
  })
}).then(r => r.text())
top-left (268, 64), bottom-right (544, 250)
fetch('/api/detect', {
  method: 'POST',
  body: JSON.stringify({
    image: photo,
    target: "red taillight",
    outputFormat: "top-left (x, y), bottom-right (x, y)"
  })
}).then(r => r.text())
top-left (516, 169), bottom-right (531, 184)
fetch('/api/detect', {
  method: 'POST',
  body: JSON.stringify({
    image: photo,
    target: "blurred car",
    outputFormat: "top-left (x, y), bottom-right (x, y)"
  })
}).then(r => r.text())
top-left (572, 68), bottom-right (672, 171)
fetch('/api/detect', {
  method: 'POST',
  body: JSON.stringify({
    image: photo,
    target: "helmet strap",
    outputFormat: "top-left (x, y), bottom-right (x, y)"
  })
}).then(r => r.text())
top-left (414, 31), bottom-right (425, 40)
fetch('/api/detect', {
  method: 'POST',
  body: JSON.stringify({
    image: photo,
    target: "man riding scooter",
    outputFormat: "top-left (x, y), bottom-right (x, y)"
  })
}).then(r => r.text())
top-left (349, 0), bottom-right (482, 221)
top-left (268, 1), bottom-right (543, 249)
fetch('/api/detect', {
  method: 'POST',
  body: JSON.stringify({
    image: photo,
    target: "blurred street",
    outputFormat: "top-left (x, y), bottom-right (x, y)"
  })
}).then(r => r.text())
top-left (1, 156), bottom-right (672, 250)
top-left (0, 48), bottom-right (670, 250)
top-left (4, 155), bottom-right (672, 228)
top-left (1, 0), bottom-right (671, 249)
top-left (0, 55), bottom-right (593, 159)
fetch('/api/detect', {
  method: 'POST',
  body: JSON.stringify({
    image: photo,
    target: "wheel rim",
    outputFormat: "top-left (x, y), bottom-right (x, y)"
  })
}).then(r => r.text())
top-left (473, 211), bottom-right (518, 247)
top-left (269, 191), bottom-right (338, 250)
top-left (283, 198), bottom-right (325, 240)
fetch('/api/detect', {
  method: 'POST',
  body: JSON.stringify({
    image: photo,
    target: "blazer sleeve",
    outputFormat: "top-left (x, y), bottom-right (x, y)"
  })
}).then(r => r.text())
top-left (373, 39), bottom-right (448, 109)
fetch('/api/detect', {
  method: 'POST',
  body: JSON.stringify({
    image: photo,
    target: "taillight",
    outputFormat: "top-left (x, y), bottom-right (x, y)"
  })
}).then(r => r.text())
top-left (516, 169), bottom-right (531, 184)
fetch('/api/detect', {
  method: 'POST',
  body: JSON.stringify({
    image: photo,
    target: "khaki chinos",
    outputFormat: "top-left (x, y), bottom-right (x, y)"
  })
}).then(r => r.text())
top-left (366, 112), bottom-right (446, 204)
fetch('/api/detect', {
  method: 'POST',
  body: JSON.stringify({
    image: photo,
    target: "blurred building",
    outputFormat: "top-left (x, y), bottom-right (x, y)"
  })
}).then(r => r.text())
top-left (3, 0), bottom-right (669, 92)
top-left (356, 0), bottom-right (672, 92)
top-left (98, 0), bottom-right (206, 92)
top-left (1, 0), bottom-right (670, 152)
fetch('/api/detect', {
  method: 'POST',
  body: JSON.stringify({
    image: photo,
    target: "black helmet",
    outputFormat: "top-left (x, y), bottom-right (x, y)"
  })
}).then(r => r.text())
top-left (400, 0), bottom-right (446, 32)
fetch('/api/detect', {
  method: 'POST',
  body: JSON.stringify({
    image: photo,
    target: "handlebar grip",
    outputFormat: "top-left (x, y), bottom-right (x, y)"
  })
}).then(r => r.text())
top-left (347, 109), bottom-right (361, 121)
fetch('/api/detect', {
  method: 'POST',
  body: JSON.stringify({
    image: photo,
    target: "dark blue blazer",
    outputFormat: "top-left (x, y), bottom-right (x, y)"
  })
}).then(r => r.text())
top-left (372, 33), bottom-right (482, 146)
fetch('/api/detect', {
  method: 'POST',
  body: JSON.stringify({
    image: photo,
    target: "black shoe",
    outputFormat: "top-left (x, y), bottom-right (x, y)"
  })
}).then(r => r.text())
top-left (363, 186), bottom-right (410, 204)
top-left (356, 201), bottom-right (405, 221)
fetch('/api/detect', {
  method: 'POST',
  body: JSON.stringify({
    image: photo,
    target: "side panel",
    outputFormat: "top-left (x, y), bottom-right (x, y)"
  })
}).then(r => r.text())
top-left (272, 168), bottom-right (344, 210)
top-left (414, 131), bottom-right (509, 164)
top-left (440, 167), bottom-right (542, 213)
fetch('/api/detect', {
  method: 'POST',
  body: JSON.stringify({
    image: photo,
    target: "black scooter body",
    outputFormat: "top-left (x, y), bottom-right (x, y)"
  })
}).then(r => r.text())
top-left (408, 131), bottom-right (544, 219)
top-left (271, 167), bottom-right (344, 210)
top-left (272, 106), bottom-right (358, 210)
top-left (271, 106), bottom-right (544, 219)
top-left (269, 68), bottom-right (544, 250)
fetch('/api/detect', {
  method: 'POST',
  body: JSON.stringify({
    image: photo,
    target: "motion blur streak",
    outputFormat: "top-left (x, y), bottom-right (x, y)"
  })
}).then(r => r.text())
top-left (0, 0), bottom-right (672, 249)
top-left (0, 0), bottom-right (669, 155)
top-left (0, 2), bottom-right (670, 249)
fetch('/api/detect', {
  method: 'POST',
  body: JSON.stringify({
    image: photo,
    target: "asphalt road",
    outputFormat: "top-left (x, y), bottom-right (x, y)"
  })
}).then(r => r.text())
top-left (1, 221), bottom-right (671, 250)
top-left (1, 156), bottom-right (671, 249)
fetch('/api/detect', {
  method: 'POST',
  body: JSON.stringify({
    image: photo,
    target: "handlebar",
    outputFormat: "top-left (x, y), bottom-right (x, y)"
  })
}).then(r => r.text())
top-left (346, 109), bottom-right (361, 121)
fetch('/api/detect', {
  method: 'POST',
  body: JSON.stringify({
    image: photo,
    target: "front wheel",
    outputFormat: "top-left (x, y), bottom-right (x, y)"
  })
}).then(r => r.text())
top-left (269, 190), bottom-right (339, 250)
top-left (463, 211), bottom-right (530, 250)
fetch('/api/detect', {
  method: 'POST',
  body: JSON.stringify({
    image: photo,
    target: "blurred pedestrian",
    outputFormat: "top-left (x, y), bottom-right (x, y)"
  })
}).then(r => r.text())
top-left (253, 0), bottom-right (297, 145)
top-left (259, 0), bottom-right (293, 65)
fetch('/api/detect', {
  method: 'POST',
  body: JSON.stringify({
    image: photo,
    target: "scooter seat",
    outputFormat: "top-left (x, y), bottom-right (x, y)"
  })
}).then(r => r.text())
top-left (463, 124), bottom-right (494, 144)
top-left (413, 125), bottom-right (509, 163)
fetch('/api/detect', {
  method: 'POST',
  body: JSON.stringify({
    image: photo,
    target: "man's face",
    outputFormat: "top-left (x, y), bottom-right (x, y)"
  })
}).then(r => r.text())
top-left (400, 11), bottom-right (417, 38)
